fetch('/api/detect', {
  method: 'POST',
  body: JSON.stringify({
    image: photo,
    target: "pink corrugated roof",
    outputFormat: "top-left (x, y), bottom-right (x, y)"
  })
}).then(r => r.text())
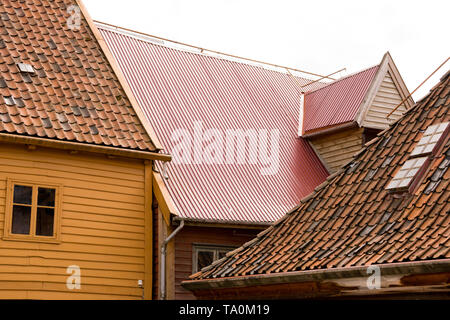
top-left (99, 25), bottom-right (329, 223)
top-left (303, 65), bottom-right (380, 134)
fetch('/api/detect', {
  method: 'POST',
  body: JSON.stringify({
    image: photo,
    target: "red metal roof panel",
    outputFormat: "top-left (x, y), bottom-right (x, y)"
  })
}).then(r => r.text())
top-left (303, 65), bottom-right (379, 134)
top-left (99, 25), bottom-right (330, 223)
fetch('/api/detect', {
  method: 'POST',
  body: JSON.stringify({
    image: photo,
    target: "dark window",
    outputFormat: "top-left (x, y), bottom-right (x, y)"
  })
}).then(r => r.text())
top-left (197, 250), bottom-right (214, 271)
top-left (194, 245), bottom-right (235, 273)
top-left (11, 205), bottom-right (31, 235)
top-left (13, 185), bottom-right (32, 204)
top-left (10, 184), bottom-right (56, 237)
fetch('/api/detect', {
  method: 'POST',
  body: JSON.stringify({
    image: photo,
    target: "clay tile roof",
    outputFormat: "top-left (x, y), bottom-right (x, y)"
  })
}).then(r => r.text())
top-left (0, 0), bottom-right (156, 152)
top-left (190, 69), bottom-right (450, 280)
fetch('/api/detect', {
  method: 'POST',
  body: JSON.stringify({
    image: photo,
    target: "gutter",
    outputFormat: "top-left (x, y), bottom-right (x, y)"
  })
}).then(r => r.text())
top-left (172, 216), bottom-right (272, 229)
top-left (0, 133), bottom-right (172, 162)
top-left (160, 219), bottom-right (185, 300)
top-left (182, 259), bottom-right (450, 292)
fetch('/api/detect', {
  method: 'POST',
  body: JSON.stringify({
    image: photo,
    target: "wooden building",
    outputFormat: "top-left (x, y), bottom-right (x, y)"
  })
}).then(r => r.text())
top-left (97, 23), bottom-right (412, 299)
top-left (0, 0), bottom-right (171, 299)
top-left (302, 53), bottom-right (414, 173)
top-left (183, 70), bottom-right (450, 299)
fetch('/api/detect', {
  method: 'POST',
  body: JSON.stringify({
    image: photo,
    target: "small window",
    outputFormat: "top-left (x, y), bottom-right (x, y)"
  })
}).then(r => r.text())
top-left (193, 245), bottom-right (235, 273)
top-left (4, 180), bottom-right (61, 242)
top-left (386, 121), bottom-right (449, 193)
top-left (386, 157), bottom-right (427, 190)
top-left (17, 63), bottom-right (35, 74)
top-left (410, 122), bottom-right (449, 157)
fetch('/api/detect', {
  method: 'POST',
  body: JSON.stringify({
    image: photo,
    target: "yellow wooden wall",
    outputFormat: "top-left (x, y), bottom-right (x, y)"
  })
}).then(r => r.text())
top-left (362, 71), bottom-right (408, 129)
top-left (309, 127), bottom-right (363, 173)
top-left (0, 143), bottom-right (147, 299)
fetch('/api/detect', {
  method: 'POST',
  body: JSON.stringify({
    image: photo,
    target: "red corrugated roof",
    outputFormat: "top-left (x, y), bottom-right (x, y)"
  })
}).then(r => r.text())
top-left (98, 25), bottom-right (330, 223)
top-left (302, 65), bottom-right (379, 134)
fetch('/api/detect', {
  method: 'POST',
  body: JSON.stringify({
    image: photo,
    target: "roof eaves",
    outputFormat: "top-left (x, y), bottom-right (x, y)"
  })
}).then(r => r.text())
top-left (182, 259), bottom-right (450, 292)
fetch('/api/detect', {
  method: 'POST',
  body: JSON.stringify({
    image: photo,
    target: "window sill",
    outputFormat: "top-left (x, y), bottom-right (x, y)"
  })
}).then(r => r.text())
top-left (2, 235), bottom-right (61, 244)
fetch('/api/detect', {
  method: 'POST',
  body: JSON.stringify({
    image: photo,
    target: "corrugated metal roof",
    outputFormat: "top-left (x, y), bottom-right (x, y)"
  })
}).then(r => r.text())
top-left (99, 25), bottom-right (330, 223)
top-left (303, 65), bottom-right (380, 134)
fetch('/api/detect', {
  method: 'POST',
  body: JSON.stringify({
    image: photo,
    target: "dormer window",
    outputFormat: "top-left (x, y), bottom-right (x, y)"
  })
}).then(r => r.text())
top-left (386, 121), bottom-right (449, 192)
top-left (386, 157), bottom-right (427, 190)
top-left (410, 122), bottom-right (448, 157)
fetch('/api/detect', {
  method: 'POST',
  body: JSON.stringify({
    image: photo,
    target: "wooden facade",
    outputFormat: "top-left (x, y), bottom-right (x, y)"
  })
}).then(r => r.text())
top-left (173, 225), bottom-right (262, 300)
top-left (0, 143), bottom-right (156, 299)
top-left (361, 71), bottom-right (408, 129)
top-left (309, 127), bottom-right (364, 173)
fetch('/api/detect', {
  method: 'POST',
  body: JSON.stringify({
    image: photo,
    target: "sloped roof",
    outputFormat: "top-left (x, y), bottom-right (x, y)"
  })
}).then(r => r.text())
top-left (302, 65), bottom-right (380, 134)
top-left (98, 24), bottom-right (331, 223)
top-left (187, 69), bottom-right (450, 281)
top-left (0, 0), bottom-right (158, 152)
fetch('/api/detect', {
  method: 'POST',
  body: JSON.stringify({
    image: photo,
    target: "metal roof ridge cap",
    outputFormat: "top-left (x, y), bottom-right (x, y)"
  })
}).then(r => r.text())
top-left (182, 259), bottom-right (450, 291)
top-left (305, 64), bottom-right (380, 95)
top-left (94, 21), bottom-right (331, 82)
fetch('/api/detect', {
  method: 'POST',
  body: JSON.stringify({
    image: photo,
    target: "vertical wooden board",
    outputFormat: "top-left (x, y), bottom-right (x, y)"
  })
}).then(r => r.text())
top-left (144, 161), bottom-right (152, 300)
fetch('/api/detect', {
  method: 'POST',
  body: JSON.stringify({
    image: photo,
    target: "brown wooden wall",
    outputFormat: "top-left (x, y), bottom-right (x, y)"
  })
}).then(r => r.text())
top-left (309, 127), bottom-right (364, 173)
top-left (174, 225), bottom-right (261, 300)
top-left (0, 143), bottom-right (148, 299)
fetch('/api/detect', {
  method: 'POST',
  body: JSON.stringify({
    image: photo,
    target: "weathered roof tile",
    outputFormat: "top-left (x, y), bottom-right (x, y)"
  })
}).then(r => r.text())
top-left (0, 0), bottom-right (156, 152)
top-left (189, 69), bottom-right (450, 280)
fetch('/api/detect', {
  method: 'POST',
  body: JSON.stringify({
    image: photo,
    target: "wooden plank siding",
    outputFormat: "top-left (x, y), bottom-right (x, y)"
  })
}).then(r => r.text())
top-left (362, 71), bottom-right (408, 129)
top-left (0, 143), bottom-right (149, 299)
top-left (309, 128), bottom-right (364, 174)
top-left (174, 226), bottom-right (261, 300)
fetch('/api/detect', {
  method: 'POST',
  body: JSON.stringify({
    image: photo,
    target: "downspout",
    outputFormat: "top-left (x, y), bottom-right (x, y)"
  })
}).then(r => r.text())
top-left (160, 219), bottom-right (185, 300)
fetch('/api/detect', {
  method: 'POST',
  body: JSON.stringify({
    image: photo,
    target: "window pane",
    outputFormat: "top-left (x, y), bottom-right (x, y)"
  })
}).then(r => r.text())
top-left (197, 251), bottom-right (214, 271)
top-left (11, 205), bottom-right (31, 234)
top-left (38, 188), bottom-right (55, 207)
top-left (218, 249), bottom-right (232, 259)
top-left (36, 207), bottom-right (55, 236)
top-left (13, 185), bottom-right (32, 205)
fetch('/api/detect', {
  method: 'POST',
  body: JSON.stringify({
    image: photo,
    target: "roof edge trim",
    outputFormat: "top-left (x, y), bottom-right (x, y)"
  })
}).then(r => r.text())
top-left (302, 121), bottom-right (358, 138)
top-left (182, 259), bottom-right (450, 291)
top-left (0, 132), bottom-right (171, 161)
top-left (76, 0), bottom-right (164, 150)
top-left (172, 216), bottom-right (273, 228)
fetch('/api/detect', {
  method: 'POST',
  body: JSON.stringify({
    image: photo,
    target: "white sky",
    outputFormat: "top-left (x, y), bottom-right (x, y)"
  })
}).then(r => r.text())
top-left (84, 0), bottom-right (449, 101)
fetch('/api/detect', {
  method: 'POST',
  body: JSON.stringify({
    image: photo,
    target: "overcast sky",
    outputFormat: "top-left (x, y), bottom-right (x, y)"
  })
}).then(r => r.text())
top-left (84, 0), bottom-right (449, 101)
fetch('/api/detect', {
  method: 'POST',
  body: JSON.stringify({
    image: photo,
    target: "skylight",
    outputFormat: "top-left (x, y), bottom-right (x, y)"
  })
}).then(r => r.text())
top-left (17, 63), bottom-right (35, 74)
top-left (386, 157), bottom-right (427, 190)
top-left (410, 122), bottom-right (449, 157)
top-left (386, 121), bottom-right (449, 192)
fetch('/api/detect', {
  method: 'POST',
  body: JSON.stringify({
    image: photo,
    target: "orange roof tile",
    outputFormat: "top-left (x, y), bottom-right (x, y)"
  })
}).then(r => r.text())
top-left (187, 69), bottom-right (450, 281)
top-left (0, 0), bottom-right (157, 152)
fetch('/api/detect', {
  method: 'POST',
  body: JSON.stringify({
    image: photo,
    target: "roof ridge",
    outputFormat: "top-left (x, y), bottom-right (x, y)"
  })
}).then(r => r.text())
top-left (95, 21), bottom-right (330, 85)
top-left (305, 64), bottom-right (380, 95)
